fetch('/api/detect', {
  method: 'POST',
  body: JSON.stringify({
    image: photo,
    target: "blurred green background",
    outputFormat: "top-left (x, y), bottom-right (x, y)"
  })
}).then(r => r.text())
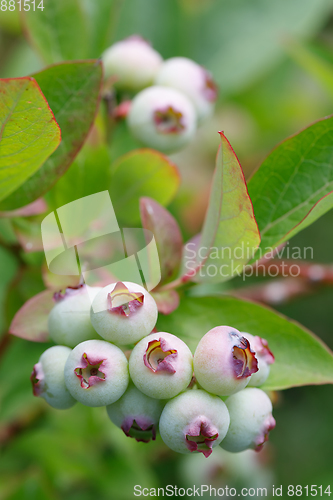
top-left (1, 1), bottom-right (333, 498)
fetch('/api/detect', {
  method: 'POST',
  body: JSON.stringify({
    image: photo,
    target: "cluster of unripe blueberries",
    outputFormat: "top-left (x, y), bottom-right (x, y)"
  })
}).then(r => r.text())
top-left (31, 281), bottom-right (276, 458)
top-left (101, 36), bottom-right (218, 153)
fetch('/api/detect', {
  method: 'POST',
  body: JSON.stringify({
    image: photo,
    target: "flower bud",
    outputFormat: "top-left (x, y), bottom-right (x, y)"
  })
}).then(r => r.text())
top-left (155, 57), bottom-right (218, 122)
top-left (64, 339), bottom-right (129, 407)
top-left (241, 332), bottom-right (275, 387)
top-left (102, 36), bottom-right (162, 90)
top-left (90, 281), bottom-right (158, 345)
top-left (48, 284), bottom-right (102, 348)
top-left (106, 382), bottom-right (165, 442)
top-left (159, 390), bottom-right (230, 457)
top-left (129, 332), bottom-right (193, 399)
top-left (127, 85), bottom-right (197, 153)
top-left (220, 388), bottom-right (276, 453)
top-left (31, 346), bottom-right (76, 410)
top-left (193, 326), bottom-right (258, 396)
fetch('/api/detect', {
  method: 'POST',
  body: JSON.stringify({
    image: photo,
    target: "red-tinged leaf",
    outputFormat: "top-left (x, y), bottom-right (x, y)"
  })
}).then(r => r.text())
top-left (0, 61), bottom-right (103, 210)
top-left (0, 77), bottom-right (61, 203)
top-left (192, 133), bottom-right (260, 283)
top-left (0, 198), bottom-right (47, 218)
top-left (151, 289), bottom-right (180, 315)
top-left (140, 197), bottom-right (183, 285)
top-left (9, 290), bottom-right (54, 342)
top-left (110, 149), bottom-right (181, 226)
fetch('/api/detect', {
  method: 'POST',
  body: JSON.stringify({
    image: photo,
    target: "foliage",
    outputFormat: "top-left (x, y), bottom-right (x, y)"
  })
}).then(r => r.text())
top-left (1, 0), bottom-right (333, 496)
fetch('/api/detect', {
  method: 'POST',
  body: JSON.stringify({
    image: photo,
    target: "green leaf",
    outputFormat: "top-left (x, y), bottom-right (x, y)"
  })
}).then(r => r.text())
top-left (248, 115), bottom-right (333, 256)
top-left (140, 197), bottom-right (183, 284)
top-left (110, 149), bottom-right (180, 226)
top-left (0, 246), bottom-right (18, 335)
top-left (156, 294), bottom-right (333, 390)
top-left (46, 141), bottom-right (112, 210)
top-left (192, 133), bottom-right (260, 283)
top-left (0, 77), bottom-right (61, 203)
top-left (0, 61), bottom-right (103, 210)
top-left (23, 0), bottom-right (119, 63)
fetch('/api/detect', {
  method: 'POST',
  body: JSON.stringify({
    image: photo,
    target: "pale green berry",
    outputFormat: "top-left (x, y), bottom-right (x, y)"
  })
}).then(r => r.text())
top-left (90, 281), bottom-right (158, 345)
top-left (193, 326), bottom-right (258, 396)
top-left (159, 390), bottom-right (230, 457)
top-left (106, 382), bottom-right (165, 442)
top-left (129, 332), bottom-right (193, 399)
top-left (48, 285), bottom-right (102, 348)
top-left (64, 339), bottom-right (129, 407)
top-left (127, 86), bottom-right (197, 153)
top-left (221, 388), bottom-right (276, 453)
top-left (155, 57), bottom-right (217, 122)
top-left (31, 345), bottom-right (76, 410)
top-left (241, 332), bottom-right (275, 387)
top-left (102, 35), bottom-right (162, 90)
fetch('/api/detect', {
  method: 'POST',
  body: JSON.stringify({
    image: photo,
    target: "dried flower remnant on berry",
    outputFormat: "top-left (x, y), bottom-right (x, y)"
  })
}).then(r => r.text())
top-left (31, 362), bottom-right (44, 396)
top-left (122, 416), bottom-right (156, 442)
top-left (107, 281), bottom-right (144, 317)
top-left (143, 338), bottom-right (177, 373)
top-left (202, 70), bottom-right (218, 102)
top-left (74, 352), bottom-right (106, 389)
top-left (230, 332), bottom-right (258, 379)
top-left (53, 284), bottom-right (85, 302)
top-left (185, 418), bottom-right (219, 458)
top-left (154, 106), bottom-right (185, 134)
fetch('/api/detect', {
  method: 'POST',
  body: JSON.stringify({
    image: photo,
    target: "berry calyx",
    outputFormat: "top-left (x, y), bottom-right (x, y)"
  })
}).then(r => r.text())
top-left (241, 332), bottom-right (275, 387)
top-left (64, 340), bottom-right (129, 407)
top-left (129, 331), bottom-right (193, 399)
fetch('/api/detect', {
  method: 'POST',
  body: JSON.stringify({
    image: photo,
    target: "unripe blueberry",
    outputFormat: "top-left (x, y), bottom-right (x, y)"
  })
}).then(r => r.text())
top-left (90, 282), bottom-right (158, 345)
top-left (241, 332), bottom-right (275, 387)
top-left (155, 57), bottom-right (218, 122)
top-left (220, 388), bottom-right (276, 453)
top-left (127, 86), bottom-right (197, 153)
top-left (48, 285), bottom-right (102, 348)
top-left (102, 36), bottom-right (163, 90)
top-left (106, 382), bottom-right (165, 442)
top-left (193, 326), bottom-right (258, 396)
top-left (31, 346), bottom-right (76, 410)
top-left (64, 340), bottom-right (129, 407)
top-left (129, 332), bottom-right (193, 399)
top-left (159, 390), bottom-right (230, 457)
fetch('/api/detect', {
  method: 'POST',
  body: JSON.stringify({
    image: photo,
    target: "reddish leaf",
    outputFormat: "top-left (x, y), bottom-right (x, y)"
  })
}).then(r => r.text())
top-left (9, 290), bottom-right (54, 342)
top-left (151, 289), bottom-right (180, 315)
top-left (140, 197), bottom-right (183, 285)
